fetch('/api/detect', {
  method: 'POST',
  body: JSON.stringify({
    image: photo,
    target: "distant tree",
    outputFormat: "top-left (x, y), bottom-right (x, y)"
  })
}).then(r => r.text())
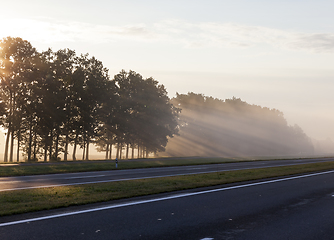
top-left (165, 92), bottom-right (314, 157)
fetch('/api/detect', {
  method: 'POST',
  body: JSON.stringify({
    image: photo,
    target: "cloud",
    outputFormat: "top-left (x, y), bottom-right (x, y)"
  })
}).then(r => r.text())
top-left (160, 21), bottom-right (334, 52)
top-left (158, 20), bottom-right (334, 53)
top-left (1, 18), bottom-right (156, 44)
top-left (2, 18), bottom-right (334, 53)
top-left (287, 33), bottom-right (334, 52)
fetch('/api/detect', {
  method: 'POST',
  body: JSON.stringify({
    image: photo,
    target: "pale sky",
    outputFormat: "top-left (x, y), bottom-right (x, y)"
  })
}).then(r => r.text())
top-left (1, 0), bottom-right (334, 142)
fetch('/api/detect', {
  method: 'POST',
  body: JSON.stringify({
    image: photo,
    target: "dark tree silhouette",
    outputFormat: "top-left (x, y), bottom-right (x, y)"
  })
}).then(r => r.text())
top-left (97, 70), bottom-right (180, 159)
top-left (0, 37), bottom-right (39, 162)
top-left (1, 37), bottom-right (180, 161)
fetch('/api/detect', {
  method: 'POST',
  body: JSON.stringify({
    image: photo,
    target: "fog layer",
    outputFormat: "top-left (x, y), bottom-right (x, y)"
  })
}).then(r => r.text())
top-left (160, 93), bottom-right (316, 158)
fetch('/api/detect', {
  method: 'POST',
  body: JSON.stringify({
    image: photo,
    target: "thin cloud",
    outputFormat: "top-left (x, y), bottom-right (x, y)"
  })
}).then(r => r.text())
top-left (1, 18), bottom-right (156, 44)
top-left (157, 20), bottom-right (334, 53)
top-left (287, 33), bottom-right (334, 52)
top-left (2, 18), bottom-right (334, 53)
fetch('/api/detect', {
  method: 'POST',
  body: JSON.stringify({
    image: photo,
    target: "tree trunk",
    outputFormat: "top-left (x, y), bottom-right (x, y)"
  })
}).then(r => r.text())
top-left (137, 144), bottom-right (140, 159)
top-left (131, 145), bottom-right (134, 159)
top-left (55, 132), bottom-right (59, 161)
top-left (126, 143), bottom-right (129, 160)
top-left (33, 131), bottom-right (37, 161)
top-left (4, 92), bottom-right (12, 162)
top-left (72, 132), bottom-right (78, 161)
top-left (116, 143), bottom-right (119, 159)
top-left (109, 144), bottom-right (112, 159)
top-left (85, 139), bottom-right (89, 160)
top-left (16, 131), bottom-right (20, 162)
top-left (119, 144), bottom-right (122, 160)
top-left (44, 133), bottom-right (48, 162)
top-left (16, 113), bottom-right (22, 162)
top-left (49, 130), bottom-right (53, 161)
top-left (44, 143), bottom-right (48, 162)
top-left (9, 127), bottom-right (14, 162)
top-left (64, 134), bottom-right (69, 161)
top-left (9, 94), bottom-right (16, 163)
top-left (105, 143), bottom-right (109, 160)
top-left (82, 140), bottom-right (86, 161)
top-left (4, 128), bottom-right (10, 162)
top-left (28, 122), bottom-right (33, 161)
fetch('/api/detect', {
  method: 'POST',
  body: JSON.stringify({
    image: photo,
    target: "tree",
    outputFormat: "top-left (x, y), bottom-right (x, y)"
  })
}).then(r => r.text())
top-left (48, 49), bottom-right (77, 161)
top-left (96, 79), bottom-right (117, 159)
top-left (112, 70), bottom-right (179, 158)
top-left (0, 37), bottom-right (38, 162)
top-left (71, 54), bottom-right (110, 160)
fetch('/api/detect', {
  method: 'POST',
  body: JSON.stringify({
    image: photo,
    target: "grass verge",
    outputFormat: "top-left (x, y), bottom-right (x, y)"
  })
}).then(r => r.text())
top-left (1, 161), bottom-right (334, 216)
top-left (0, 157), bottom-right (249, 177)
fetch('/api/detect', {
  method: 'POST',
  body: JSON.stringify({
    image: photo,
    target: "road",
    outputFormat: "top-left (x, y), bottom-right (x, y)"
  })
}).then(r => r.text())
top-left (0, 157), bottom-right (334, 191)
top-left (1, 169), bottom-right (334, 239)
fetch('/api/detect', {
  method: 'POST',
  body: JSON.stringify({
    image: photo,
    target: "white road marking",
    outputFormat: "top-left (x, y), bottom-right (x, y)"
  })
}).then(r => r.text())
top-left (1, 170), bottom-right (334, 227)
top-left (0, 180), bottom-right (22, 184)
top-left (0, 175), bottom-right (107, 184)
top-left (66, 175), bottom-right (106, 179)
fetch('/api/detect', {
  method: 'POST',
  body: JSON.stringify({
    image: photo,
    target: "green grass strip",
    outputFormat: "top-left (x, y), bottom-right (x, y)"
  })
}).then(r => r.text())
top-left (0, 157), bottom-right (249, 177)
top-left (1, 161), bottom-right (334, 216)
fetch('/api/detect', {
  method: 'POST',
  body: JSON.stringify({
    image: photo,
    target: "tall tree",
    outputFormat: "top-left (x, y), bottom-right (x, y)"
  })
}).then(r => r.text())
top-left (112, 70), bottom-right (179, 157)
top-left (50, 49), bottom-right (77, 161)
top-left (0, 37), bottom-right (38, 162)
top-left (72, 54), bottom-right (110, 160)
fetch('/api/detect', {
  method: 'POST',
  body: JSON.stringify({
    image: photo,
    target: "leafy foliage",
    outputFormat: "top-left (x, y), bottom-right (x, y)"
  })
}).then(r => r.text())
top-left (0, 37), bottom-right (179, 161)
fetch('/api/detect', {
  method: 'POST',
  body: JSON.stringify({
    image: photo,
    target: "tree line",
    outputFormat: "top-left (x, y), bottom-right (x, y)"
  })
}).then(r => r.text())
top-left (0, 37), bottom-right (179, 162)
top-left (162, 92), bottom-right (314, 157)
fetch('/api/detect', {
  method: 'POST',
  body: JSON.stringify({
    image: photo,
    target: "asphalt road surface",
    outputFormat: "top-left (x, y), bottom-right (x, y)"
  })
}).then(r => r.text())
top-left (1, 157), bottom-right (334, 191)
top-left (1, 169), bottom-right (334, 239)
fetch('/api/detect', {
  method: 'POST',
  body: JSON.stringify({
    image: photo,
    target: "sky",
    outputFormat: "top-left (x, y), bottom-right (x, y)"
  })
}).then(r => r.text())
top-left (1, 0), bottom-right (334, 143)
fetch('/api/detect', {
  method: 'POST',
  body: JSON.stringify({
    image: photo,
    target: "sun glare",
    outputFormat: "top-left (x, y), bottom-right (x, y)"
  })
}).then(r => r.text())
top-left (0, 18), bottom-right (58, 44)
